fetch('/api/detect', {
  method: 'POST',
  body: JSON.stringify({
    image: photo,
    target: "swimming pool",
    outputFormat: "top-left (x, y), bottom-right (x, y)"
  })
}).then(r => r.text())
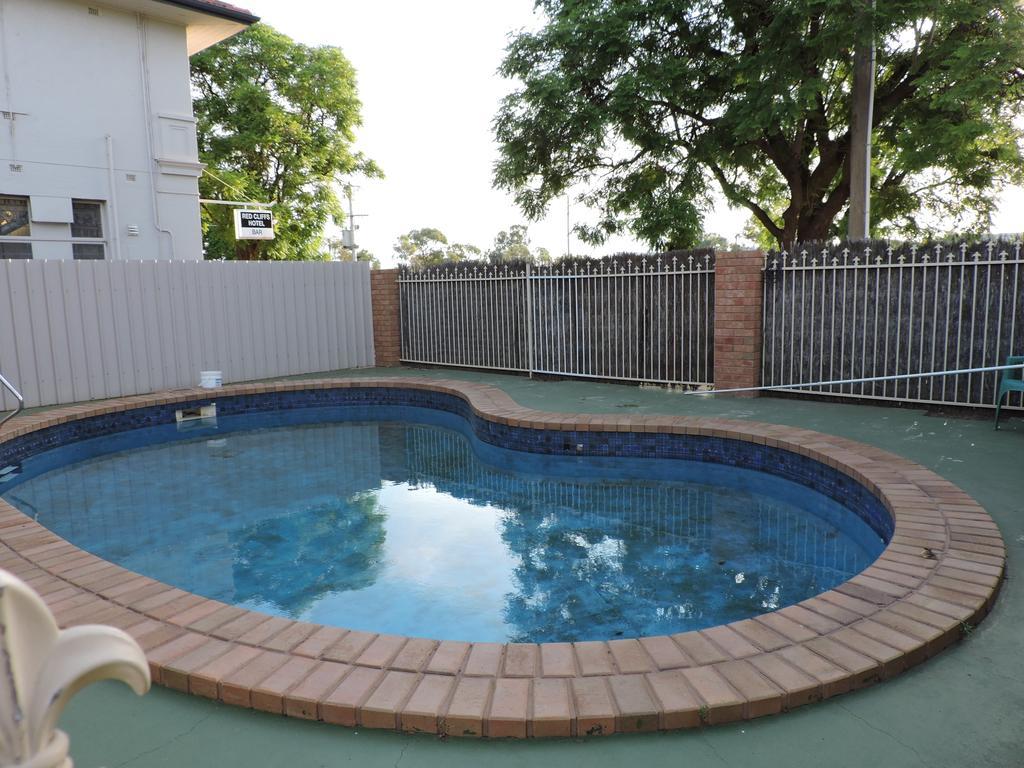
top-left (0, 378), bottom-right (999, 737)
top-left (0, 404), bottom-right (884, 643)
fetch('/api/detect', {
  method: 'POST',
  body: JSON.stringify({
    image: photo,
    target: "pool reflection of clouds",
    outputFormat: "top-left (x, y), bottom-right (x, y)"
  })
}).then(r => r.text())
top-left (376, 483), bottom-right (518, 589)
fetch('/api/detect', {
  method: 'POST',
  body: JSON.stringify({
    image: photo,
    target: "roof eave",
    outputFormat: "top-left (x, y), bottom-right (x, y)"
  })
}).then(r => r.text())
top-left (158, 0), bottom-right (259, 26)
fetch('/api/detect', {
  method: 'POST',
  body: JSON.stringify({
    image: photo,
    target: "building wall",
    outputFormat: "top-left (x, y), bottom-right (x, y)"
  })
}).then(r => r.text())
top-left (0, 0), bottom-right (203, 261)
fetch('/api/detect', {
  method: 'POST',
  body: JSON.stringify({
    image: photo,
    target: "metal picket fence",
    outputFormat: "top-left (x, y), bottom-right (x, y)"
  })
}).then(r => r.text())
top-left (762, 241), bottom-right (1024, 409)
top-left (398, 254), bottom-right (715, 386)
top-left (399, 263), bottom-right (530, 373)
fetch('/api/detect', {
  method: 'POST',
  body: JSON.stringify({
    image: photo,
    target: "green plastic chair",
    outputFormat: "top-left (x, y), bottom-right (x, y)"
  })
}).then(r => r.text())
top-left (995, 355), bottom-right (1024, 429)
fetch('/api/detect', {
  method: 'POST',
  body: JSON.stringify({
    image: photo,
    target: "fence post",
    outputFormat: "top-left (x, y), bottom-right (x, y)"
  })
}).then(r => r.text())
top-left (525, 262), bottom-right (535, 377)
top-left (713, 250), bottom-right (765, 396)
top-left (371, 268), bottom-right (402, 367)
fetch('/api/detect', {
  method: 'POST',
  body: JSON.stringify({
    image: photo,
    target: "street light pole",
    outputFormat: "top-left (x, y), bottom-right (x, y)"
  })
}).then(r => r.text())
top-left (848, 0), bottom-right (875, 241)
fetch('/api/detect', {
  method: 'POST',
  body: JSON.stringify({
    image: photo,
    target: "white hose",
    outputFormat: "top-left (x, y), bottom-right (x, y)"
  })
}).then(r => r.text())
top-left (687, 363), bottom-right (1024, 396)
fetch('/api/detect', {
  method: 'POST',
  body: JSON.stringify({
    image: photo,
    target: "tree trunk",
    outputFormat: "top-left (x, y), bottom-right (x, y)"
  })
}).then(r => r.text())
top-left (795, 217), bottom-right (833, 243)
top-left (789, 162), bottom-right (853, 246)
top-left (234, 241), bottom-right (262, 260)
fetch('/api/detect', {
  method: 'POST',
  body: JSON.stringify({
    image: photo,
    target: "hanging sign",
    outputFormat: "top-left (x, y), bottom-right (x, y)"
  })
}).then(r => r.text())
top-left (233, 209), bottom-right (275, 240)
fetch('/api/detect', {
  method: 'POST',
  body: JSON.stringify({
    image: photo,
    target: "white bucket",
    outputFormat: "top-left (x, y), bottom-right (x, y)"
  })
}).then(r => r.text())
top-left (199, 370), bottom-right (223, 389)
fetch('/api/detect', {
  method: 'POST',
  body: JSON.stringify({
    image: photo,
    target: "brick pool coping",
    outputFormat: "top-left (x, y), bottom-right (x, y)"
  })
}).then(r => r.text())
top-left (0, 378), bottom-right (1006, 738)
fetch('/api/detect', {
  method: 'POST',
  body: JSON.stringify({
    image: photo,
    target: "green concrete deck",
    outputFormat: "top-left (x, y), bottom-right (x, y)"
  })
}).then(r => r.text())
top-left (60, 368), bottom-right (1023, 767)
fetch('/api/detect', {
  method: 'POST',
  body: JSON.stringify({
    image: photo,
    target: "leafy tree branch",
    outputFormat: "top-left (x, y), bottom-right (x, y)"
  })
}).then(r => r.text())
top-left (494, 1), bottom-right (1024, 248)
top-left (192, 24), bottom-right (381, 260)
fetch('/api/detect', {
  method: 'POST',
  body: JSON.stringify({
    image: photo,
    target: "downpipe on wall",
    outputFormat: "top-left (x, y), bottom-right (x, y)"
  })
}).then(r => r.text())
top-left (0, 1), bottom-right (17, 157)
top-left (105, 135), bottom-right (123, 261)
top-left (136, 14), bottom-right (176, 260)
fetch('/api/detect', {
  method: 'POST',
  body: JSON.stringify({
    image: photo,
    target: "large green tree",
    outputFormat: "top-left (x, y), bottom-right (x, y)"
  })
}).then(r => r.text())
top-left (393, 228), bottom-right (482, 270)
top-left (323, 238), bottom-right (380, 269)
top-left (192, 24), bottom-right (380, 260)
top-left (494, 2), bottom-right (1024, 248)
top-left (486, 224), bottom-right (552, 263)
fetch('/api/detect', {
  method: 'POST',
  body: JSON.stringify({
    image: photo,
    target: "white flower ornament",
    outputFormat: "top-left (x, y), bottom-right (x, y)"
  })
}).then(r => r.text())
top-left (0, 570), bottom-right (150, 768)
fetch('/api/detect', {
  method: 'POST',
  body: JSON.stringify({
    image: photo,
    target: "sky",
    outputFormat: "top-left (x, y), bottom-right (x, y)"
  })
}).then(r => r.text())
top-left (237, 0), bottom-right (1023, 267)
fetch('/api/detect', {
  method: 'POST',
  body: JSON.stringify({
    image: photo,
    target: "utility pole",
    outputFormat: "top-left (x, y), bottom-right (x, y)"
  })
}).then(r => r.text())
top-left (566, 196), bottom-right (571, 258)
top-left (340, 184), bottom-right (369, 253)
top-left (346, 185), bottom-right (357, 250)
top-left (848, 0), bottom-right (876, 241)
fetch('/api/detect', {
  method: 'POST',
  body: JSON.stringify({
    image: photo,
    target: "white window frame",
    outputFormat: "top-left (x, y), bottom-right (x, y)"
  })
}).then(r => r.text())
top-left (0, 196), bottom-right (109, 259)
top-left (0, 194), bottom-right (33, 258)
top-left (70, 199), bottom-right (107, 260)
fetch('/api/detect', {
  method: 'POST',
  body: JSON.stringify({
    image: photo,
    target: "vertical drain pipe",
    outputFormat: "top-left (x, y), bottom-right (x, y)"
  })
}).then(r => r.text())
top-left (106, 135), bottom-right (123, 261)
top-left (0, 2), bottom-right (16, 157)
top-left (136, 14), bottom-right (176, 260)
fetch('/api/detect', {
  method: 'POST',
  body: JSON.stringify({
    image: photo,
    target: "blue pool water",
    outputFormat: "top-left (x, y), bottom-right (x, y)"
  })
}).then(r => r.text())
top-left (1, 406), bottom-right (884, 642)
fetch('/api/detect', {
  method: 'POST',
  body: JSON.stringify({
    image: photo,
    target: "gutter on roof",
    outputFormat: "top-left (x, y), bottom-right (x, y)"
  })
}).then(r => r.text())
top-left (159, 0), bottom-right (260, 25)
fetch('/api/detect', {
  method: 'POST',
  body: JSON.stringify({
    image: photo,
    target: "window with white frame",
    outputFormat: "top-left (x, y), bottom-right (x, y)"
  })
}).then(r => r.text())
top-left (71, 200), bottom-right (105, 260)
top-left (0, 196), bottom-right (32, 259)
top-left (0, 196), bottom-right (108, 259)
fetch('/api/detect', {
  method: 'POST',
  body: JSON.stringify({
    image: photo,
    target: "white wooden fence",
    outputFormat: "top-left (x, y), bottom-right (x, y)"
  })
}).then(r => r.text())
top-left (0, 260), bottom-right (374, 410)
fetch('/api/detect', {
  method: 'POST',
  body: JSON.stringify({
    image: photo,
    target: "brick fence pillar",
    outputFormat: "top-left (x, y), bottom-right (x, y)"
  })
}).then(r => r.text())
top-left (370, 268), bottom-right (401, 367)
top-left (713, 250), bottom-right (765, 396)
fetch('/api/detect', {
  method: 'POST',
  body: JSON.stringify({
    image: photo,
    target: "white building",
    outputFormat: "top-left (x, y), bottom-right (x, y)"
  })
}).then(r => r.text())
top-left (0, 0), bottom-right (257, 261)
